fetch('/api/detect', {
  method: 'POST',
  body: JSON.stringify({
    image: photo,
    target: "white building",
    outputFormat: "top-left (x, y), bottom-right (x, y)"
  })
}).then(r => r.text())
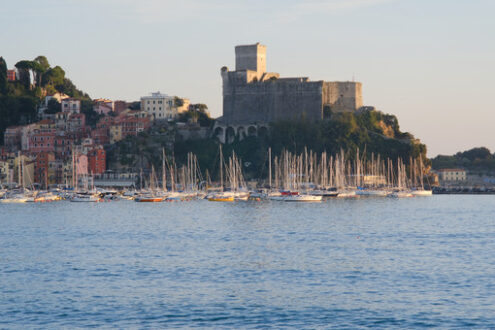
top-left (61, 98), bottom-right (81, 114)
top-left (140, 92), bottom-right (189, 121)
top-left (437, 169), bottom-right (467, 182)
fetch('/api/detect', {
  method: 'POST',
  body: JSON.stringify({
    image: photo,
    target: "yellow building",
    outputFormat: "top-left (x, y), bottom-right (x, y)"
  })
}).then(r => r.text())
top-left (110, 125), bottom-right (123, 144)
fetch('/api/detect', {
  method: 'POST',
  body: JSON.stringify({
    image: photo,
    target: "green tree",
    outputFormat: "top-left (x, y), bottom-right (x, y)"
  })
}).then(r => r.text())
top-left (45, 98), bottom-right (61, 114)
top-left (15, 60), bottom-right (33, 89)
top-left (32, 56), bottom-right (50, 87)
top-left (43, 65), bottom-right (65, 87)
top-left (0, 57), bottom-right (7, 95)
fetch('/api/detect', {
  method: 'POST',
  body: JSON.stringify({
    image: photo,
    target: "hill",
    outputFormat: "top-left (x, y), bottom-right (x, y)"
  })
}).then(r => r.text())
top-left (107, 110), bottom-right (428, 180)
top-left (0, 56), bottom-right (90, 142)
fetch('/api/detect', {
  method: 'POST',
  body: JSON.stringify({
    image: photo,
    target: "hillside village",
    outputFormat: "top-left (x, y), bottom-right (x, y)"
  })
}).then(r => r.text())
top-left (0, 56), bottom-right (211, 189)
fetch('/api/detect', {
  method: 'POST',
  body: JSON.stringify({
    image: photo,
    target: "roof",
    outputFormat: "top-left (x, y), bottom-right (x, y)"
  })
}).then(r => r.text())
top-left (38, 119), bottom-right (54, 125)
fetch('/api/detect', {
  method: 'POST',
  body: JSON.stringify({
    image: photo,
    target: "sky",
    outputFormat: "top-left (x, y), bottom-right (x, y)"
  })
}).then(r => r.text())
top-left (1, 0), bottom-right (494, 157)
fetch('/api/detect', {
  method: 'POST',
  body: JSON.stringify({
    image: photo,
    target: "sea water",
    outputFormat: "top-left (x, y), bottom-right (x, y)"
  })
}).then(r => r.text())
top-left (1, 196), bottom-right (495, 328)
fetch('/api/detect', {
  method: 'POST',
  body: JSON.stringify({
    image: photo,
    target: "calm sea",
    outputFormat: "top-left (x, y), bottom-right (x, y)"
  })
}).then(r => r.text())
top-left (1, 196), bottom-right (495, 328)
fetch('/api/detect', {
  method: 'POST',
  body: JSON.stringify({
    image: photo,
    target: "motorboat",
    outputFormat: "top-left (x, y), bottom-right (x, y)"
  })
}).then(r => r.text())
top-left (411, 189), bottom-right (433, 196)
top-left (134, 195), bottom-right (164, 202)
top-left (70, 193), bottom-right (102, 202)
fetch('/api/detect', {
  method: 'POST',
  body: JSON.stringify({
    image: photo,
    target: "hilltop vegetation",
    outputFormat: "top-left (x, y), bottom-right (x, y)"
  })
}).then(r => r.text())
top-left (0, 56), bottom-right (90, 141)
top-left (431, 147), bottom-right (495, 174)
top-left (108, 110), bottom-right (427, 180)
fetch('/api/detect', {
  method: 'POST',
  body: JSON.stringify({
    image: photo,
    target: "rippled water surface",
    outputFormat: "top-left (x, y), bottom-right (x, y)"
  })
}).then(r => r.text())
top-left (1, 196), bottom-right (495, 328)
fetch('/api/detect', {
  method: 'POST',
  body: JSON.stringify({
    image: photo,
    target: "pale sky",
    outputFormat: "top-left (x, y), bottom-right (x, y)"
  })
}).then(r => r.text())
top-left (1, 0), bottom-right (494, 156)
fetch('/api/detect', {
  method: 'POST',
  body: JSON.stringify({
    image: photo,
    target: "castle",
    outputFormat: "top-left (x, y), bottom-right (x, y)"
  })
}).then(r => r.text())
top-left (214, 43), bottom-right (364, 142)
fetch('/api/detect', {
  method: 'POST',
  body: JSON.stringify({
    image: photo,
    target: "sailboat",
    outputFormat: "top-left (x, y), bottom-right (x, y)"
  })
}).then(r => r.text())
top-left (411, 154), bottom-right (432, 196)
top-left (135, 166), bottom-right (164, 202)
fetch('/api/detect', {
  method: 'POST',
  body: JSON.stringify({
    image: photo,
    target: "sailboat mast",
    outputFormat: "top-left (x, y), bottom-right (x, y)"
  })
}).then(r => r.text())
top-left (268, 147), bottom-right (272, 189)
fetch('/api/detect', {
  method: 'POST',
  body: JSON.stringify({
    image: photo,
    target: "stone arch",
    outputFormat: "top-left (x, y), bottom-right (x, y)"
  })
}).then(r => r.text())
top-left (237, 126), bottom-right (246, 140)
top-left (247, 126), bottom-right (257, 137)
top-left (226, 127), bottom-right (236, 144)
top-left (214, 127), bottom-right (224, 141)
top-left (258, 126), bottom-right (268, 138)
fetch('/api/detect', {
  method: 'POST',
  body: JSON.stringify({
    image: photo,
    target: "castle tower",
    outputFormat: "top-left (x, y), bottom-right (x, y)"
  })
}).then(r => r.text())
top-left (235, 43), bottom-right (266, 78)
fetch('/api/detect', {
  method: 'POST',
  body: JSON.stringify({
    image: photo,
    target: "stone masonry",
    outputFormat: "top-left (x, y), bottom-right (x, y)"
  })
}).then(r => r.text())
top-left (218, 43), bottom-right (363, 126)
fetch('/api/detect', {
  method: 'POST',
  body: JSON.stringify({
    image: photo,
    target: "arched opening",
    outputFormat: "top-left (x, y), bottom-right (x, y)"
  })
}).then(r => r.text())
top-left (226, 127), bottom-right (236, 144)
top-left (258, 126), bottom-right (268, 138)
top-left (247, 126), bottom-right (257, 137)
top-left (237, 126), bottom-right (245, 140)
top-left (214, 127), bottom-right (224, 140)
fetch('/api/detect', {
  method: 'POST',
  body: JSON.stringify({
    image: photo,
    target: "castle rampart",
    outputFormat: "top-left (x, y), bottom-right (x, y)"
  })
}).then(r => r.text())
top-left (215, 43), bottom-right (365, 140)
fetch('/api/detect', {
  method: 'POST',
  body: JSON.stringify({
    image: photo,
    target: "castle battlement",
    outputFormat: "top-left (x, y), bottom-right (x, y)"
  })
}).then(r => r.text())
top-left (219, 43), bottom-right (364, 126)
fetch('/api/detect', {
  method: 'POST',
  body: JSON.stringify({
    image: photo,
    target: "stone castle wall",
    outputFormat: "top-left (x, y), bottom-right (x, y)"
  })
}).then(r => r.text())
top-left (219, 43), bottom-right (364, 126)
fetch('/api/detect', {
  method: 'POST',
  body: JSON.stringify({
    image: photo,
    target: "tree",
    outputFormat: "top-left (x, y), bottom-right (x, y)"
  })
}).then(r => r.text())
top-left (43, 66), bottom-right (65, 87)
top-left (174, 96), bottom-right (184, 107)
top-left (0, 57), bottom-right (7, 95)
top-left (456, 147), bottom-right (492, 161)
top-left (15, 60), bottom-right (33, 89)
top-left (45, 98), bottom-right (61, 114)
top-left (32, 56), bottom-right (50, 87)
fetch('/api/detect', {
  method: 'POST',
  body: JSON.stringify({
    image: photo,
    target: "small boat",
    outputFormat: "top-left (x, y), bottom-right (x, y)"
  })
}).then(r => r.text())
top-left (70, 193), bottom-right (102, 202)
top-left (208, 195), bottom-right (234, 202)
top-left (270, 191), bottom-right (322, 202)
top-left (388, 190), bottom-right (413, 198)
top-left (0, 196), bottom-right (29, 203)
top-left (355, 188), bottom-right (389, 197)
top-left (411, 189), bottom-right (433, 196)
top-left (134, 195), bottom-right (164, 202)
top-left (336, 190), bottom-right (357, 198)
top-left (282, 194), bottom-right (322, 202)
top-left (310, 190), bottom-right (339, 198)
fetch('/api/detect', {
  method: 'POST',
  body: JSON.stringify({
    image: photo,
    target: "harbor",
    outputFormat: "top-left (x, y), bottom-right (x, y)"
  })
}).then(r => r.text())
top-left (1, 147), bottom-right (439, 203)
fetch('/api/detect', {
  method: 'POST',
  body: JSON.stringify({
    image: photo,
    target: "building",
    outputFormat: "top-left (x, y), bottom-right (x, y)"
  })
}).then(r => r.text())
top-left (3, 126), bottom-right (23, 150)
top-left (91, 127), bottom-right (110, 146)
top-left (93, 98), bottom-right (114, 115)
top-left (28, 128), bottom-right (56, 154)
top-left (437, 169), bottom-right (467, 182)
top-left (67, 113), bottom-right (86, 132)
top-left (109, 125), bottom-right (123, 144)
top-left (54, 132), bottom-right (74, 159)
top-left (61, 98), bottom-right (81, 114)
top-left (34, 152), bottom-right (56, 188)
top-left (215, 43), bottom-right (365, 142)
top-left (88, 147), bottom-right (106, 175)
top-left (121, 116), bottom-right (150, 137)
top-left (7, 69), bottom-right (16, 81)
top-left (140, 92), bottom-right (189, 121)
top-left (38, 92), bottom-right (70, 117)
top-left (113, 100), bottom-right (128, 115)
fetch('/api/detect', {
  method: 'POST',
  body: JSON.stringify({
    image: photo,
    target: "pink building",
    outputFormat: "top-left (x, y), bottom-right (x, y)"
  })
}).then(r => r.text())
top-left (54, 133), bottom-right (74, 159)
top-left (114, 100), bottom-right (127, 115)
top-left (93, 99), bottom-right (113, 115)
top-left (67, 113), bottom-right (86, 131)
top-left (75, 154), bottom-right (88, 176)
top-left (28, 128), bottom-right (56, 153)
top-left (94, 103), bottom-right (113, 115)
top-left (91, 127), bottom-right (110, 145)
